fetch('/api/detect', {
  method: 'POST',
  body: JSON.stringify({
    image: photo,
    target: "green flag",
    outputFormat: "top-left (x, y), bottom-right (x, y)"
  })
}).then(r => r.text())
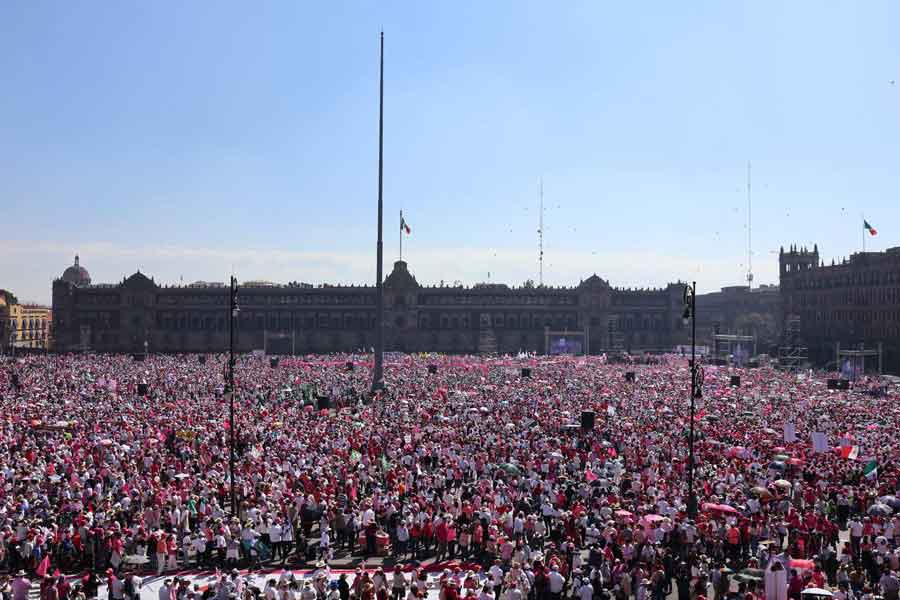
top-left (863, 459), bottom-right (878, 479)
top-left (350, 450), bottom-right (361, 464)
top-left (381, 455), bottom-right (391, 471)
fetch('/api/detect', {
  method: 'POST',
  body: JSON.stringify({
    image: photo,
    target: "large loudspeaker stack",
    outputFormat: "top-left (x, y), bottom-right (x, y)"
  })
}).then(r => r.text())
top-left (270, 357), bottom-right (279, 369)
top-left (198, 355), bottom-right (207, 365)
top-left (345, 361), bottom-right (354, 372)
top-left (521, 368), bottom-right (532, 378)
top-left (730, 375), bottom-right (741, 387)
top-left (428, 364), bottom-right (438, 375)
top-left (137, 383), bottom-right (149, 396)
top-left (132, 353), bottom-right (145, 362)
top-left (625, 371), bottom-right (636, 383)
top-left (580, 410), bottom-right (595, 431)
top-left (317, 396), bottom-right (331, 411)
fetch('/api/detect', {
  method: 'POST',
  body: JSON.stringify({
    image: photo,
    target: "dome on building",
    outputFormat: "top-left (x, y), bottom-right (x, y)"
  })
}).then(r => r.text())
top-left (61, 255), bottom-right (91, 286)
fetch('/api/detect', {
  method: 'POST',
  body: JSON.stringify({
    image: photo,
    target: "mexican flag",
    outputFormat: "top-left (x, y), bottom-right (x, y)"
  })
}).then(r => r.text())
top-left (840, 445), bottom-right (859, 460)
top-left (864, 220), bottom-right (877, 236)
top-left (862, 459), bottom-right (878, 479)
top-left (401, 211), bottom-right (411, 234)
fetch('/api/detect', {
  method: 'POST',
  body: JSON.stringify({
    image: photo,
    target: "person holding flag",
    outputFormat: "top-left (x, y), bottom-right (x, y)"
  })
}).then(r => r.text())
top-left (862, 459), bottom-right (878, 480)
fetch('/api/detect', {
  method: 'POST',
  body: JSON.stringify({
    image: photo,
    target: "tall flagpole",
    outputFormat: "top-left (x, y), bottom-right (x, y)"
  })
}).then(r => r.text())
top-left (539, 178), bottom-right (544, 287)
top-left (862, 214), bottom-right (866, 254)
top-left (372, 31), bottom-right (385, 392)
top-left (400, 210), bottom-right (403, 263)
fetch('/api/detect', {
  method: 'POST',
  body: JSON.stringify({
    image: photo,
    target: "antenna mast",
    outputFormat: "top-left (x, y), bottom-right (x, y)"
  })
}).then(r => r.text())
top-left (539, 178), bottom-right (544, 286)
top-left (746, 161), bottom-right (753, 289)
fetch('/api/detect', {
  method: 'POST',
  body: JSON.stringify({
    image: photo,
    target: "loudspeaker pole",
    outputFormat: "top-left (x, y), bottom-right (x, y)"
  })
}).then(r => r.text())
top-left (372, 31), bottom-right (385, 392)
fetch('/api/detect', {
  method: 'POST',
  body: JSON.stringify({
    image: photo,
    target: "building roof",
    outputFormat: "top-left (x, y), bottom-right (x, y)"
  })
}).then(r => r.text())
top-left (61, 255), bottom-right (91, 286)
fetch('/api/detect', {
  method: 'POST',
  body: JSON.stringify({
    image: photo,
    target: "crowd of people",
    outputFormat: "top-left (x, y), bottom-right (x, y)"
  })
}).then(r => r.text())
top-left (0, 352), bottom-right (897, 600)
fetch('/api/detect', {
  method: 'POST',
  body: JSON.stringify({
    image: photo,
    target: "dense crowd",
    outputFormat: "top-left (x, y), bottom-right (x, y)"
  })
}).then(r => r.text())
top-left (0, 353), bottom-right (897, 600)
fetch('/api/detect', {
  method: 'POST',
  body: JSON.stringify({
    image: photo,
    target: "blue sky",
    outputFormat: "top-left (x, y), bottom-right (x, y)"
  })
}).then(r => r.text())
top-left (1, 1), bottom-right (898, 304)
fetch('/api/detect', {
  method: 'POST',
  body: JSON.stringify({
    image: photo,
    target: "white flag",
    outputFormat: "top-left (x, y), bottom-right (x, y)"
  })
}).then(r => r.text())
top-left (783, 422), bottom-right (796, 443)
top-left (811, 432), bottom-right (828, 454)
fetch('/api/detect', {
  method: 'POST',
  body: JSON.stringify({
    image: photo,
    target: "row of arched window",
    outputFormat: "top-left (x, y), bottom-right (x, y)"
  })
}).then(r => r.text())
top-left (155, 312), bottom-right (377, 332)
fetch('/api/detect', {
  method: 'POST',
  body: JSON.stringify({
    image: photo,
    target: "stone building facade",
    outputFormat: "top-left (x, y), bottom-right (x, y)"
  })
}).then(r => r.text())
top-left (695, 284), bottom-right (781, 350)
top-left (0, 292), bottom-right (53, 352)
top-left (52, 257), bottom-right (701, 354)
top-left (780, 244), bottom-right (900, 372)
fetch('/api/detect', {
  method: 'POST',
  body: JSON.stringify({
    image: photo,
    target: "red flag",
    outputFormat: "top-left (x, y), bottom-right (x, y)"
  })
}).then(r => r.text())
top-left (840, 446), bottom-right (859, 460)
top-left (585, 468), bottom-right (598, 482)
top-left (36, 555), bottom-right (50, 577)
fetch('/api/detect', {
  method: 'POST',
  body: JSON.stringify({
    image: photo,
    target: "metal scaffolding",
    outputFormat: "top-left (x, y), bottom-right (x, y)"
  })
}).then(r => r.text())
top-left (778, 316), bottom-right (808, 371)
top-left (836, 342), bottom-right (883, 379)
top-left (712, 333), bottom-right (756, 365)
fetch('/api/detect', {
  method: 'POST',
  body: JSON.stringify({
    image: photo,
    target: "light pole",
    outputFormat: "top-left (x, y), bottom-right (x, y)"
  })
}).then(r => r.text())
top-left (227, 276), bottom-right (239, 516)
top-left (682, 281), bottom-right (702, 520)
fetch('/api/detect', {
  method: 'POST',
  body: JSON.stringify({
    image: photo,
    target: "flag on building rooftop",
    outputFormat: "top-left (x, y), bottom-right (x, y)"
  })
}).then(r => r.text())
top-left (864, 220), bottom-right (877, 236)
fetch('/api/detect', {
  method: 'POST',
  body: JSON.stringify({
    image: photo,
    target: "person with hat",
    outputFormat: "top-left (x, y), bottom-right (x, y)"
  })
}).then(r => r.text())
top-left (11, 572), bottom-right (30, 600)
top-left (391, 565), bottom-right (408, 600)
top-left (337, 574), bottom-right (350, 600)
top-left (372, 568), bottom-right (387, 595)
top-left (299, 582), bottom-right (316, 600)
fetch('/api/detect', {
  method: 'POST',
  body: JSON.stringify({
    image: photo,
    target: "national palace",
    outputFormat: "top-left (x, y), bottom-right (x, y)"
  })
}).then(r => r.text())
top-left (50, 247), bottom-right (900, 372)
top-left (51, 256), bottom-right (778, 355)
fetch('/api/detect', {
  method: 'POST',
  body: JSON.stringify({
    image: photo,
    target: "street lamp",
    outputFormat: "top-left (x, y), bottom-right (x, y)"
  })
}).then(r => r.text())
top-left (226, 275), bottom-right (239, 516)
top-left (682, 281), bottom-right (703, 520)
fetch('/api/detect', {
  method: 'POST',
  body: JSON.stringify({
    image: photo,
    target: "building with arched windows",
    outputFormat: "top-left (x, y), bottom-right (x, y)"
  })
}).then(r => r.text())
top-left (53, 258), bottom-right (729, 354)
top-left (780, 244), bottom-right (900, 372)
top-left (0, 290), bottom-right (53, 352)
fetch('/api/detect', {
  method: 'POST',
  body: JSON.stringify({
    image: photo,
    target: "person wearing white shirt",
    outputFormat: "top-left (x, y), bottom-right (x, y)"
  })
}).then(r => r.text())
top-left (577, 579), bottom-right (593, 600)
top-left (489, 563), bottom-right (505, 600)
top-left (396, 523), bottom-right (410, 557)
top-left (269, 521), bottom-right (283, 561)
top-left (320, 527), bottom-right (331, 560)
top-left (391, 568), bottom-right (408, 600)
top-left (504, 582), bottom-right (523, 600)
top-left (281, 519), bottom-right (294, 563)
top-left (585, 524), bottom-right (600, 546)
top-left (362, 508), bottom-right (376, 527)
top-left (849, 518), bottom-right (863, 556)
top-left (193, 534), bottom-right (207, 566)
top-left (547, 569), bottom-right (566, 600)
